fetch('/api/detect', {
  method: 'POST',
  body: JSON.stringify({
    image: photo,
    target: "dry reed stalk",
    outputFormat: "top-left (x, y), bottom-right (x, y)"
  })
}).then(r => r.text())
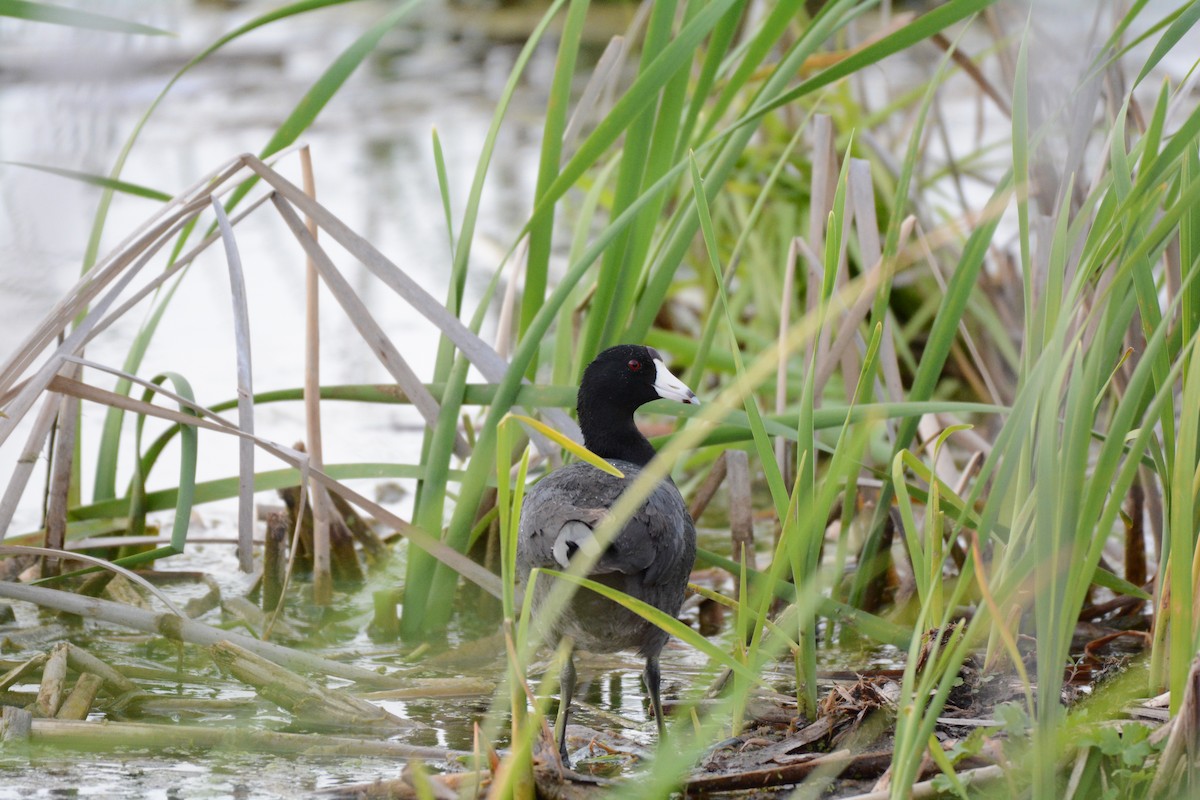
top-left (27, 718), bottom-right (463, 759)
top-left (310, 480), bottom-right (332, 605)
top-left (36, 643), bottom-right (69, 717)
top-left (54, 673), bottom-right (103, 720)
top-left (222, 596), bottom-right (301, 641)
top-left (726, 450), bottom-right (755, 576)
top-left (0, 150), bottom-right (547, 602)
top-left (0, 706), bottom-right (32, 743)
top-left (324, 770), bottom-right (489, 800)
top-left (562, 34), bottom-right (626, 154)
top-left (0, 581), bottom-right (404, 688)
top-left (0, 191), bottom-right (213, 447)
top-left (327, 491), bottom-right (387, 564)
top-left (209, 640), bottom-right (410, 731)
top-left (0, 176), bottom-right (270, 540)
top-left (813, 161), bottom-right (898, 403)
top-left (360, 677), bottom-right (494, 701)
top-left (42, 364), bottom-right (79, 578)
top-left (853, 159), bottom-right (903, 411)
top-left (298, 147), bottom-right (332, 604)
top-left (832, 185), bottom-right (860, 398)
top-left (241, 154), bottom-right (577, 445)
top-left (269, 193), bottom-right (471, 460)
top-left (0, 653), bottom-right (47, 692)
top-left (89, 193), bottom-right (274, 346)
top-left (688, 451), bottom-right (728, 521)
top-left (211, 197), bottom-right (257, 573)
top-left (42, 374), bottom-right (503, 597)
top-left (1150, 655), bottom-right (1200, 796)
top-left (813, 244), bottom-right (892, 395)
top-left (842, 765), bottom-right (1006, 800)
top-left (262, 510), bottom-right (288, 612)
top-left (0, 394), bottom-right (63, 539)
top-left (64, 643), bottom-right (138, 696)
top-left (0, 154), bottom-right (247, 398)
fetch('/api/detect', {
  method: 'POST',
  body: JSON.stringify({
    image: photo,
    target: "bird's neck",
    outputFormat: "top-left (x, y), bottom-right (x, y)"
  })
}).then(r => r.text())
top-left (578, 401), bottom-right (657, 467)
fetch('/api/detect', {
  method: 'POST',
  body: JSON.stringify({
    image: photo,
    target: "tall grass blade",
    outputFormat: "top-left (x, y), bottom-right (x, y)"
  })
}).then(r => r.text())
top-left (520, 0), bottom-right (588, 375)
top-left (0, 0), bottom-right (172, 35)
top-left (3, 163), bottom-right (170, 201)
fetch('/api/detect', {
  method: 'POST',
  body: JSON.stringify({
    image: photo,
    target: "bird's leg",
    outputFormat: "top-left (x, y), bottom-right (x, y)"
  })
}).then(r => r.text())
top-left (643, 655), bottom-right (666, 741)
top-left (554, 649), bottom-right (577, 767)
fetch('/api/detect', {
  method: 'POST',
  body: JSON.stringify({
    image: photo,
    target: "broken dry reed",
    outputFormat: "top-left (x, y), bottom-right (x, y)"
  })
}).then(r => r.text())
top-left (297, 146), bottom-right (332, 606)
top-left (63, 643), bottom-right (138, 696)
top-left (54, 673), bottom-right (103, 720)
top-left (0, 654), bottom-right (48, 693)
top-left (210, 197), bottom-right (256, 573)
top-left (35, 643), bottom-right (68, 718)
top-left (261, 510), bottom-right (288, 612)
top-left (19, 719), bottom-right (463, 760)
top-left (209, 640), bottom-right (409, 732)
top-left (0, 581), bottom-right (402, 689)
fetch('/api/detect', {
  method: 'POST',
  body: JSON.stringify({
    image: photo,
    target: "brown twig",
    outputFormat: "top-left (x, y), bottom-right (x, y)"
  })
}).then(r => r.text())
top-left (685, 749), bottom-right (893, 794)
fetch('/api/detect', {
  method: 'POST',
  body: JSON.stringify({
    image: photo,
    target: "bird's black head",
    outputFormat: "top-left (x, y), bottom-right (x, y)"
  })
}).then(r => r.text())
top-left (576, 345), bottom-right (698, 465)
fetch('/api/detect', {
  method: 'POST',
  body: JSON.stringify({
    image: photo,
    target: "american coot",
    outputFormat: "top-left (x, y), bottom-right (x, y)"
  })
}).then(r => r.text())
top-left (517, 344), bottom-right (699, 765)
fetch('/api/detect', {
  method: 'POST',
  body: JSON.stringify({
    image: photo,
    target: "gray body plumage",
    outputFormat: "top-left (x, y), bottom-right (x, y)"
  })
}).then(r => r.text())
top-left (514, 344), bottom-right (699, 765)
top-left (516, 459), bottom-right (696, 658)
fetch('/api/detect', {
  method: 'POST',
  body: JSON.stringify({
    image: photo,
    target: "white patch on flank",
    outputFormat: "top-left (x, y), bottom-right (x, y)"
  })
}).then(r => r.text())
top-left (553, 521), bottom-right (599, 568)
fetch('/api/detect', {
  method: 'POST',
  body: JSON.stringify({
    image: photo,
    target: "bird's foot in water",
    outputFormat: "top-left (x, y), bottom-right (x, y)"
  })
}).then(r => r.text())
top-left (550, 725), bottom-right (650, 775)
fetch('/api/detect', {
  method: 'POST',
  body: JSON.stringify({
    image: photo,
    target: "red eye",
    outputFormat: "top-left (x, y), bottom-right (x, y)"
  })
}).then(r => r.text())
top-left (627, 359), bottom-right (642, 372)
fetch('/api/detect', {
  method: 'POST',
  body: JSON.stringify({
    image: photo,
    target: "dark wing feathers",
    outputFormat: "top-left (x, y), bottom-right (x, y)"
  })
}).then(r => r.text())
top-left (516, 461), bottom-right (695, 586)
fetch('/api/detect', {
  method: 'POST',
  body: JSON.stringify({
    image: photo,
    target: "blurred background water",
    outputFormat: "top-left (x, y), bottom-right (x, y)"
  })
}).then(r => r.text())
top-left (0, 0), bottom-right (566, 535)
